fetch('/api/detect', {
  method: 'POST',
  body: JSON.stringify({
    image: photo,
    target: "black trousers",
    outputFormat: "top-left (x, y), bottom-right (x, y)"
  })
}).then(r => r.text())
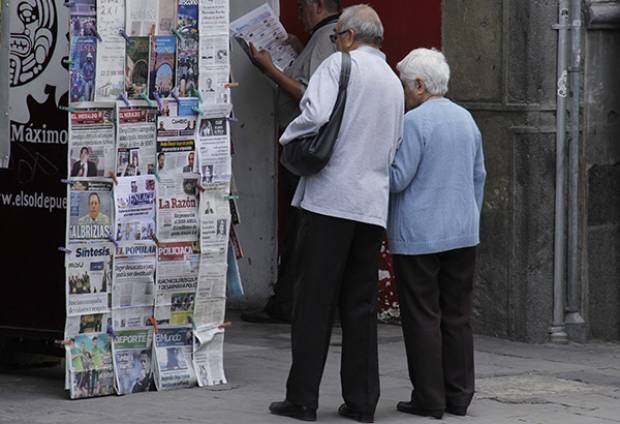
top-left (264, 167), bottom-right (300, 320)
top-left (286, 210), bottom-right (384, 413)
top-left (393, 247), bottom-right (476, 411)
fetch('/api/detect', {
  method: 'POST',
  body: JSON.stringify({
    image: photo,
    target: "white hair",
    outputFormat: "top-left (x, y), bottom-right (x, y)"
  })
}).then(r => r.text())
top-left (339, 5), bottom-right (384, 46)
top-left (397, 48), bottom-right (450, 96)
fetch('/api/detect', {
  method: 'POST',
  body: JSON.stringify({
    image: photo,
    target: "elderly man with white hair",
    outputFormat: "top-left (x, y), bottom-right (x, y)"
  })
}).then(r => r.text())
top-left (269, 5), bottom-right (404, 423)
top-left (388, 48), bottom-right (486, 419)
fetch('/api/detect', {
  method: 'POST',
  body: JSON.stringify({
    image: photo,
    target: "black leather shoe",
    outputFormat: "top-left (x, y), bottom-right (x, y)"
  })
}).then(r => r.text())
top-left (396, 400), bottom-right (443, 419)
top-left (269, 400), bottom-right (317, 422)
top-left (337, 403), bottom-right (374, 423)
top-left (446, 404), bottom-right (468, 416)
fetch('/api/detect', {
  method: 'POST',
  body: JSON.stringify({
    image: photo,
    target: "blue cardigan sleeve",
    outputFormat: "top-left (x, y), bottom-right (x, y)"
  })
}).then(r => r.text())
top-left (473, 127), bottom-right (487, 212)
top-left (390, 114), bottom-right (424, 194)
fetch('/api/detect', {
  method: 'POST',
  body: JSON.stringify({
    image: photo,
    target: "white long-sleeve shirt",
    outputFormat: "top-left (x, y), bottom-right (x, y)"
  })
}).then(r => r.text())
top-left (280, 46), bottom-right (404, 228)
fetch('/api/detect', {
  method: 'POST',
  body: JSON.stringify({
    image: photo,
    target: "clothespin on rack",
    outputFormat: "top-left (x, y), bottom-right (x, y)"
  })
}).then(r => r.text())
top-left (119, 29), bottom-right (132, 44)
top-left (58, 105), bottom-right (76, 113)
top-left (62, 58), bottom-right (74, 66)
top-left (109, 172), bottom-right (119, 185)
top-left (63, 1), bottom-right (75, 7)
top-left (106, 322), bottom-right (115, 338)
top-left (218, 321), bottom-right (233, 330)
top-left (139, 91), bottom-right (155, 108)
top-left (195, 183), bottom-right (206, 192)
top-left (58, 246), bottom-right (73, 254)
top-left (171, 87), bottom-right (181, 103)
top-left (192, 107), bottom-right (205, 117)
top-left (191, 88), bottom-right (202, 103)
top-left (60, 178), bottom-right (75, 186)
top-left (148, 316), bottom-right (159, 333)
top-left (226, 109), bottom-right (239, 123)
top-left (152, 167), bottom-right (161, 182)
top-left (118, 92), bottom-right (131, 107)
top-left (224, 82), bottom-right (240, 89)
top-left (151, 234), bottom-right (162, 248)
top-left (92, 29), bottom-right (103, 42)
top-left (224, 194), bottom-right (240, 200)
top-left (107, 234), bottom-right (119, 247)
top-left (171, 28), bottom-right (184, 41)
top-left (152, 91), bottom-right (164, 112)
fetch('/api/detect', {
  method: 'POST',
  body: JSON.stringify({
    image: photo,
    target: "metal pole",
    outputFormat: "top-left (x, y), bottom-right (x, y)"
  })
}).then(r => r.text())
top-left (550, 0), bottom-right (569, 343)
top-left (566, 0), bottom-right (585, 333)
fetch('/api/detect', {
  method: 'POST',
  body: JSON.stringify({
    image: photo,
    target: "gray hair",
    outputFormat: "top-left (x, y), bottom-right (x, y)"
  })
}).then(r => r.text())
top-left (339, 5), bottom-right (384, 46)
top-left (397, 48), bottom-right (450, 96)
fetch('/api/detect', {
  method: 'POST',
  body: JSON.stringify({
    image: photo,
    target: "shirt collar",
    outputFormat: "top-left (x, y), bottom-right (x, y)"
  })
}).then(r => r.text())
top-left (310, 14), bottom-right (339, 35)
top-left (355, 45), bottom-right (387, 61)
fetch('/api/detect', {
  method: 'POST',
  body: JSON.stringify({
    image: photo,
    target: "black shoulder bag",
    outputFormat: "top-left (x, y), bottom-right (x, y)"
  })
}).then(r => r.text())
top-left (280, 52), bottom-right (352, 177)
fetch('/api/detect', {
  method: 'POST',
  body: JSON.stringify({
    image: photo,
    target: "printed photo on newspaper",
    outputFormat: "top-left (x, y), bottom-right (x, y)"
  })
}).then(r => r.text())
top-left (155, 242), bottom-right (200, 326)
top-left (153, 326), bottom-right (196, 390)
top-left (200, 213), bottom-right (230, 263)
top-left (67, 180), bottom-right (114, 242)
top-left (70, 0), bottom-right (97, 38)
top-left (112, 242), bottom-right (157, 330)
top-left (66, 332), bottom-right (115, 399)
top-left (69, 106), bottom-right (116, 178)
top-left (116, 106), bottom-right (158, 177)
top-left (197, 116), bottom-right (231, 184)
top-left (112, 328), bottom-right (155, 394)
top-left (114, 175), bottom-right (156, 242)
top-left (126, 0), bottom-right (158, 36)
top-left (65, 313), bottom-right (112, 339)
top-left (65, 243), bottom-right (113, 317)
top-left (193, 327), bottom-right (227, 387)
top-left (70, 36), bottom-right (98, 103)
top-left (150, 35), bottom-right (177, 99)
top-left (125, 36), bottom-right (151, 98)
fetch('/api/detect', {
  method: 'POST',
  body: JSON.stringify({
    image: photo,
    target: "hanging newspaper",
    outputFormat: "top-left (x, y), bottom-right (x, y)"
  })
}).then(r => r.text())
top-left (198, 181), bottom-right (230, 216)
top-left (156, 116), bottom-right (200, 242)
top-left (114, 175), bottom-right (157, 241)
top-left (159, 0), bottom-right (178, 34)
top-left (70, 0), bottom-right (98, 38)
top-left (112, 329), bottom-right (155, 394)
top-left (199, 0), bottom-right (229, 36)
top-left (126, 0), bottom-right (158, 36)
top-left (95, 0), bottom-right (126, 101)
top-left (65, 313), bottom-right (112, 338)
top-left (150, 35), bottom-right (177, 99)
top-left (66, 333), bottom-right (115, 399)
top-left (177, 0), bottom-right (200, 97)
top-left (153, 326), bottom-right (196, 390)
top-left (70, 36), bottom-right (98, 103)
top-left (116, 106), bottom-right (158, 177)
top-left (197, 116), bottom-right (231, 183)
top-left (69, 106), bottom-right (116, 179)
top-left (200, 213), bottom-right (230, 264)
top-left (68, 180), bottom-right (114, 242)
top-left (65, 243), bottom-right (114, 317)
top-left (230, 3), bottom-right (297, 72)
top-left (155, 242), bottom-right (200, 326)
top-left (112, 242), bottom-right (157, 329)
top-left (193, 327), bottom-right (227, 387)
top-left (126, 36), bottom-right (151, 98)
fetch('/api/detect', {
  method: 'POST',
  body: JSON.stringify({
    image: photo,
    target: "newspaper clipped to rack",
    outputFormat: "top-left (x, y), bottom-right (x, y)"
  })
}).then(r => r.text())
top-left (112, 328), bottom-right (155, 394)
top-left (66, 332), bottom-right (115, 399)
top-left (193, 326), bottom-right (227, 387)
top-left (153, 326), bottom-right (197, 390)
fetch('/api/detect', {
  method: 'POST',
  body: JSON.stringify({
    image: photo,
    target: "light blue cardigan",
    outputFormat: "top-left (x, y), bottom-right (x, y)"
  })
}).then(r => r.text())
top-left (387, 98), bottom-right (486, 255)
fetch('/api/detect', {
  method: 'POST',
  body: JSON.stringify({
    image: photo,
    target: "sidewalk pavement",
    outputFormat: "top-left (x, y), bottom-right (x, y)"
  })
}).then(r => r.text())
top-left (1, 312), bottom-right (619, 424)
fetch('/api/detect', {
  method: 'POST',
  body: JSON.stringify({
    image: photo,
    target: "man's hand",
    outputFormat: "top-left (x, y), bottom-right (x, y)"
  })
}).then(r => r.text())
top-left (285, 33), bottom-right (304, 54)
top-left (250, 43), bottom-right (277, 75)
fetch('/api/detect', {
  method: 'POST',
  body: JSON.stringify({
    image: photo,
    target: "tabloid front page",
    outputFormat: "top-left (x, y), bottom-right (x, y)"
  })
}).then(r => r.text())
top-left (112, 242), bottom-right (157, 329)
top-left (112, 328), bottom-right (155, 394)
top-left (67, 180), bottom-right (114, 242)
top-left (153, 326), bottom-right (196, 390)
top-left (116, 106), bottom-right (158, 177)
top-left (66, 332), bottom-right (115, 399)
top-left (69, 106), bottom-right (116, 178)
top-left (114, 175), bottom-right (156, 241)
top-left (155, 242), bottom-right (200, 326)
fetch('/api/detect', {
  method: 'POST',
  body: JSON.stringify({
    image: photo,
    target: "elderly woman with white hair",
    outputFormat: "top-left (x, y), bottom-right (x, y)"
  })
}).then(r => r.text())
top-left (388, 48), bottom-right (486, 419)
